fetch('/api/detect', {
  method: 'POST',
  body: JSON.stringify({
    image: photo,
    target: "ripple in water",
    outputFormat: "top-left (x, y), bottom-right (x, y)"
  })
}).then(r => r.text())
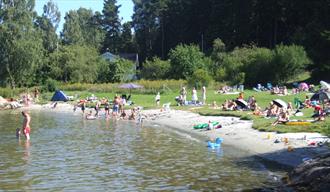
top-left (0, 110), bottom-right (284, 191)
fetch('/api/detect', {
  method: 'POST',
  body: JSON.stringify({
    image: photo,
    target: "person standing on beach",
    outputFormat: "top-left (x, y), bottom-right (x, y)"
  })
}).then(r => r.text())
top-left (202, 86), bottom-right (206, 104)
top-left (192, 87), bottom-right (198, 104)
top-left (21, 111), bottom-right (31, 140)
top-left (180, 87), bottom-right (187, 105)
top-left (155, 92), bottom-right (160, 106)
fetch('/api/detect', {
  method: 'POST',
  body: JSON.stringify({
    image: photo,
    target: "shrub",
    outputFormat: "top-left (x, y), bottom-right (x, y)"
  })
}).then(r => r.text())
top-left (140, 57), bottom-right (170, 80)
top-left (43, 79), bottom-right (58, 92)
top-left (271, 44), bottom-right (311, 84)
top-left (187, 69), bottom-right (213, 89)
top-left (168, 44), bottom-right (208, 79)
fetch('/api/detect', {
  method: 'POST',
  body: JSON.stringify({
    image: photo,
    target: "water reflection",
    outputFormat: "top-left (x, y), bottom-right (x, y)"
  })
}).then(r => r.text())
top-left (19, 140), bottom-right (31, 162)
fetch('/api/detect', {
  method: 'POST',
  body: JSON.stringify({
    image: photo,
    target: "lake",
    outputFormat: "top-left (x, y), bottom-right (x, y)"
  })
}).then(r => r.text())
top-left (0, 110), bottom-right (284, 191)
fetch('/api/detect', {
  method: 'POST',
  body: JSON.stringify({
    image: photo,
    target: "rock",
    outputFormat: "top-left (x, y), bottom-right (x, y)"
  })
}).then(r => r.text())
top-left (285, 152), bottom-right (330, 191)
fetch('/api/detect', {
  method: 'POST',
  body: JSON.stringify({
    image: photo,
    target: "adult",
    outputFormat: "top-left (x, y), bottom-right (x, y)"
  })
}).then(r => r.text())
top-left (21, 111), bottom-right (31, 140)
top-left (34, 88), bottom-right (39, 102)
top-left (192, 87), bottom-right (198, 104)
top-left (104, 101), bottom-right (110, 116)
top-left (202, 86), bottom-right (206, 104)
top-left (180, 87), bottom-right (187, 105)
top-left (272, 110), bottom-right (289, 126)
top-left (113, 96), bottom-right (120, 117)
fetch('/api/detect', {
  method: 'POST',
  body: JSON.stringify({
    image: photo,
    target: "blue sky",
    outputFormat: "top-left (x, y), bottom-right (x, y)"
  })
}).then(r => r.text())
top-left (35, 0), bottom-right (134, 32)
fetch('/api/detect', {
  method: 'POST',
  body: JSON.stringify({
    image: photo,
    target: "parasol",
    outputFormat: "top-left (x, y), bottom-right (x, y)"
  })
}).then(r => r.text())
top-left (273, 99), bottom-right (288, 109)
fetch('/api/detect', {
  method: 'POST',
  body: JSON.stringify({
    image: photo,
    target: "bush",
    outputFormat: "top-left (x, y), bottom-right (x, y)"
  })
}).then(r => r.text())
top-left (187, 69), bottom-right (213, 89)
top-left (168, 44), bottom-right (208, 79)
top-left (43, 79), bottom-right (58, 92)
top-left (140, 57), bottom-right (170, 80)
top-left (271, 44), bottom-right (311, 84)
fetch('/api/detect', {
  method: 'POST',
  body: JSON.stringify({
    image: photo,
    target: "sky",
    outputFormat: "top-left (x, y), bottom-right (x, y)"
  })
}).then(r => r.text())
top-left (35, 0), bottom-right (134, 32)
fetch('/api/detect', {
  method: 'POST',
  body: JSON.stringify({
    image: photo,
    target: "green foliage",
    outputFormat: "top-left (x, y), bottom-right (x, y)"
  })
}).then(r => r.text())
top-left (0, 0), bottom-right (45, 88)
top-left (168, 44), bottom-right (208, 79)
top-left (242, 47), bottom-right (273, 85)
top-left (187, 69), bottom-right (213, 89)
top-left (101, 0), bottom-right (122, 53)
top-left (48, 44), bottom-right (100, 83)
top-left (107, 58), bottom-right (136, 83)
top-left (271, 44), bottom-right (311, 84)
top-left (43, 78), bottom-right (58, 92)
top-left (141, 57), bottom-right (170, 80)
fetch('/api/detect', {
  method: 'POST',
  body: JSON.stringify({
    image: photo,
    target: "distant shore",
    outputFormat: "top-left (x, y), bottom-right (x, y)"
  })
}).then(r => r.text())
top-left (21, 103), bottom-right (330, 168)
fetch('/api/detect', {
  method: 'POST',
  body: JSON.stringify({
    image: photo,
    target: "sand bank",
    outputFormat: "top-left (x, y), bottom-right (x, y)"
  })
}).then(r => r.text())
top-left (141, 109), bottom-right (329, 168)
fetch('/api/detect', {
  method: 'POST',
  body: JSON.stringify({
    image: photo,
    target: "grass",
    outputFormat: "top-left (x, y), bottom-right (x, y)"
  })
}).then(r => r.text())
top-left (37, 87), bottom-right (330, 136)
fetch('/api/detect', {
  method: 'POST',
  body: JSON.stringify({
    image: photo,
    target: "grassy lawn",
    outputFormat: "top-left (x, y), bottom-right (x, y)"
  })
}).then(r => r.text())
top-left (40, 88), bottom-right (330, 136)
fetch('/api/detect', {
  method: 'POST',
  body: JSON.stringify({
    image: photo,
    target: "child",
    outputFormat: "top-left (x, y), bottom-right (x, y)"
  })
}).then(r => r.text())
top-left (155, 92), bottom-right (160, 106)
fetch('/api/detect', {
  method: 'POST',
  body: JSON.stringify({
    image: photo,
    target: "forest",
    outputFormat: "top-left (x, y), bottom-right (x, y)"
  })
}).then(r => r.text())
top-left (0, 0), bottom-right (329, 88)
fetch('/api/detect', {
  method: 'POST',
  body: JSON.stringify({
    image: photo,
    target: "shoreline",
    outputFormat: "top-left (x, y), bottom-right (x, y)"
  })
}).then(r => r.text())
top-left (16, 103), bottom-right (330, 168)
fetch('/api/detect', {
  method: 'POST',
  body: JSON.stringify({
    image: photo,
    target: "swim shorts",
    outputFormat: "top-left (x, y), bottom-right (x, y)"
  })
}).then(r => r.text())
top-left (24, 127), bottom-right (31, 135)
top-left (113, 105), bottom-right (119, 112)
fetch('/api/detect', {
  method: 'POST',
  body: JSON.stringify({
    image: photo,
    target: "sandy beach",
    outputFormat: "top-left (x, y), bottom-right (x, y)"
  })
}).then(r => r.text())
top-left (24, 103), bottom-right (330, 168)
top-left (141, 109), bottom-right (329, 168)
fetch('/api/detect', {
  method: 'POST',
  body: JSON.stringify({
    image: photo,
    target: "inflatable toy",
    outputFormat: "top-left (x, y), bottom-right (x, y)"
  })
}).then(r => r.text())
top-left (207, 137), bottom-right (223, 148)
top-left (193, 121), bottom-right (219, 129)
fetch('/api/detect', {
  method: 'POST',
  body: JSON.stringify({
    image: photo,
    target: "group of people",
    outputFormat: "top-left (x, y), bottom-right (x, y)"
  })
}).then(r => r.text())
top-left (76, 94), bottom-right (140, 121)
top-left (175, 86), bottom-right (206, 106)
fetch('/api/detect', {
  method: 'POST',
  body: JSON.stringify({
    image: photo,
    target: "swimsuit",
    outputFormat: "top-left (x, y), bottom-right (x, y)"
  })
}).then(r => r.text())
top-left (24, 126), bottom-right (31, 135)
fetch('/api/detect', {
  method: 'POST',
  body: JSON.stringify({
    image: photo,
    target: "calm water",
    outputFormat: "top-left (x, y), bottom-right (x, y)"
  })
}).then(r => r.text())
top-left (0, 110), bottom-right (284, 191)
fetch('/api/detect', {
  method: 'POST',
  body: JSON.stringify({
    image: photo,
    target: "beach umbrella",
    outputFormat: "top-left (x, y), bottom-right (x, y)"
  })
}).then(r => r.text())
top-left (235, 99), bottom-right (248, 108)
top-left (320, 81), bottom-right (330, 91)
top-left (273, 99), bottom-right (288, 109)
top-left (118, 83), bottom-right (144, 94)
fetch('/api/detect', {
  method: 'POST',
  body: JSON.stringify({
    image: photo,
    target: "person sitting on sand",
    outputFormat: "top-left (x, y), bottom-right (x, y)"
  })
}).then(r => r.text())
top-left (129, 108), bottom-right (136, 120)
top-left (211, 101), bottom-right (219, 109)
top-left (272, 110), bottom-right (289, 126)
top-left (253, 103), bottom-right (262, 116)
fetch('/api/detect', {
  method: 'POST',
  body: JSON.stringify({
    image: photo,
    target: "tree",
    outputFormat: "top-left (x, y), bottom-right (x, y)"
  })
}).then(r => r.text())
top-left (140, 57), bottom-right (170, 80)
top-left (0, 0), bottom-right (45, 88)
top-left (34, 0), bottom-right (60, 53)
top-left (61, 8), bottom-right (105, 49)
top-left (168, 44), bottom-right (208, 79)
top-left (48, 45), bottom-right (101, 83)
top-left (187, 69), bottom-right (213, 88)
top-left (62, 10), bottom-right (84, 45)
top-left (101, 0), bottom-right (121, 53)
top-left (119, 22), bottom-right (136, 53)
top-left (101, 58), bottom-right (135, 83)
top-left (271, 44), bottom-right (311, 83)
